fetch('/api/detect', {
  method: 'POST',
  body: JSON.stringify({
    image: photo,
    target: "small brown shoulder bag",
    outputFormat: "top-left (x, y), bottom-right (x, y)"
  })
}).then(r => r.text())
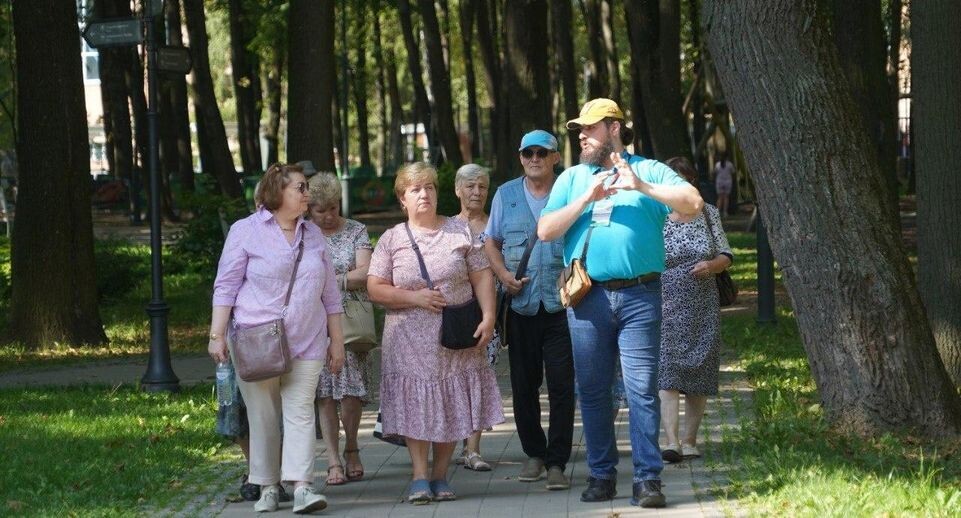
top-left (557, 227), bottom-right (594, 308)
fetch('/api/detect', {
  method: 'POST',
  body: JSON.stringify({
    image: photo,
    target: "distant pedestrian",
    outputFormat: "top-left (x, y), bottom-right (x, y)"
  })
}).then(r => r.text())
top-left (713, 154), bottom-right (734, 217)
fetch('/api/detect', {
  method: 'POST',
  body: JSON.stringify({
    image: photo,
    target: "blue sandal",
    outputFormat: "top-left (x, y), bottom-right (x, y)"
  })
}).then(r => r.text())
top-left (430, 479), bottom-right (457, 501)
top-left (407, 479), bottom-right (433, 505)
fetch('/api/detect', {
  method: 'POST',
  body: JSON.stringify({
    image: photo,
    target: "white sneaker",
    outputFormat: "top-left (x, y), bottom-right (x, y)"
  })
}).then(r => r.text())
top-left (254, 484), bottom-right (279, 513)
top-left (293, 485), bottom-right (328, 514)
top-left (681, 443), bottom-right (701, 458)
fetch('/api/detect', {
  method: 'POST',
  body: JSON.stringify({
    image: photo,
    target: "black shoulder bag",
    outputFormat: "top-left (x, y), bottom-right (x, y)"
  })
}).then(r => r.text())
top-left (496, 235), bottom-right (538, 348)
top-left (404, 223), bottom-right (483, 350)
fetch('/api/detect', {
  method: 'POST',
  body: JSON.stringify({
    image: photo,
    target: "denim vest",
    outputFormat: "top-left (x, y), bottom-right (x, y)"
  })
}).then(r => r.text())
top-left (497, 177), bottom-right (565, 315)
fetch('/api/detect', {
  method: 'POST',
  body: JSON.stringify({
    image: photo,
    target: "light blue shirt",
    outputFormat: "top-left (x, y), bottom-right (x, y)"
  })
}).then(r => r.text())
top-left (540, 153), bottom-right (688, 281)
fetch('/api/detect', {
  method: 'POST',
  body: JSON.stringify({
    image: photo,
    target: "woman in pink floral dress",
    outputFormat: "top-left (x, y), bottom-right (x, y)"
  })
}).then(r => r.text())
top-left (368, 162), bottom-right (504, 504)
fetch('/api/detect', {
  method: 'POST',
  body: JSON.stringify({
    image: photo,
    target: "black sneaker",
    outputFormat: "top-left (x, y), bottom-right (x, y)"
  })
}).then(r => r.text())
top-left (631, 479), bottom-right (666, 508)
top-left (580, 476), bottom-right (617, 502)
top-left (278, 484), bottom-right (293, 503)
top-left (239, 474), bottom-right (260, 502)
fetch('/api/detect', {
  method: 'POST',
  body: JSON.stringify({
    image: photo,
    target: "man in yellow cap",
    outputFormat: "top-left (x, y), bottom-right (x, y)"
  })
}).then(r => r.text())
top-left (537, 98), bottom-right (703, 508)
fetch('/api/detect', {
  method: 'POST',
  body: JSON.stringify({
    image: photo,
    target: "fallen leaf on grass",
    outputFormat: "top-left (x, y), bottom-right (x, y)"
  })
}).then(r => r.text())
top-left (225, 495), bottom-right (244, 503)
top-left (6, 501), bottom-right (25, 511)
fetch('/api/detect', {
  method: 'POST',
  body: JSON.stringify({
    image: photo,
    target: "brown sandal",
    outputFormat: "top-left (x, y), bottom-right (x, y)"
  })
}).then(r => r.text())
top-left (326, 464), bottom-right (347, 485)
top-left (343, 448), bottom-right (364, 481)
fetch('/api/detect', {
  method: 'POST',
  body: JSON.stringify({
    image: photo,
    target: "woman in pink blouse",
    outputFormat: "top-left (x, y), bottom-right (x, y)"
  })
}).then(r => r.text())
top-left (368, 162), bottom-right (503, 504)
top-left (208, 162), bottom-right (345, 514)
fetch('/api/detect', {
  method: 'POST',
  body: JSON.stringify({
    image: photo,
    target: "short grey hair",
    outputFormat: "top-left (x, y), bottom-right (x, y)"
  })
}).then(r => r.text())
top-left (307, 172), bottom-right (342, 208)
top-left (454, 163), bottom-right (490, 190)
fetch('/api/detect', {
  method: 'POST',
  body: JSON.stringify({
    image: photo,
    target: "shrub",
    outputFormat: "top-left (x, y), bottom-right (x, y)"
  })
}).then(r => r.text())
top-left (171, 182), bottom-right (249, 277)
top-left (94, 240), bottom-right (151, 302)
top-left (436, 162), bottom-right (460, 217)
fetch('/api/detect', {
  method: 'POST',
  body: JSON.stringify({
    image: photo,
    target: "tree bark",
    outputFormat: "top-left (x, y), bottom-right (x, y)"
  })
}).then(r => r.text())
top-left (228, 0), bottom-right (263, 174)
top-left (503, 0), bottom-right (552, 174)
top-left (183, 0), bottom-right (242, 197)
top-left (95, 0), bottom-right (134, 192)
top-left (9, 0), bottom-right (107, 347)
top-left (475, 0), bottom-right (508, 178)
top-left (625, 0), bottom-right (690, 160)
top-left (582, 0), bottom-right (609, 98)
top-left (352, 1), bottom-right (372, 169)
top-left (459, 0), bottom-right (481, 161)
top-left (384, 33), bottom-right (405, 167)
top-left (703, 0), bottom-right (961, 438)
top-left (397, 0), bottom-right (433, 162)
top-left (914, 0), bottom-right (961, 388)
top-left (165, 0), bottom-right (194, 192)
top-left (372, 10), bottom-right (389, 172)
top-left (286, 0), bottom-right (336, 170)
top-left (551, 0), bottom-right (580, 164)
top-left (624, 6), bottom-right (655, 158)
top-left (417, 0), bottom-right (464, 165)
top-left (600, 0), bottom-right (620, 103)
top-left (830, 0), bottom-right (899, 224)
top-left (263, 38), bottom-right (283, 167)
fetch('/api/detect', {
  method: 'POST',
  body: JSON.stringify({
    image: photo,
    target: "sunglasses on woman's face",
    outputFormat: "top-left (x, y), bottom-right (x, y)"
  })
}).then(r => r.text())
top-left (521, 148), bottom-right (551, 159)
top-left (290, 181), bottom-right (307, 194)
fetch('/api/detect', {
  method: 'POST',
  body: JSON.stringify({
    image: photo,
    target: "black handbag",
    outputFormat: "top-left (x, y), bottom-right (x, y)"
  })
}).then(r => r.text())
top-left (404, 223), bottom-right (482, 350)
top-left (702, 207), bottom-right (738, 307)
top-left (496, 233), bottom-right (538, 348)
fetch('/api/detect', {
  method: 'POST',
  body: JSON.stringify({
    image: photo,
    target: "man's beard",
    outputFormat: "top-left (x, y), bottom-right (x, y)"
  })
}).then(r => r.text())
top-left (580, 138), bottom-right (614, 167)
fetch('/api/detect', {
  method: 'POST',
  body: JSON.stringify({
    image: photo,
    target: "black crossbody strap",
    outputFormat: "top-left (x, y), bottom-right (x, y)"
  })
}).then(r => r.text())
top-left (281, 235), bottom-right (305, 317)
top-left (580, 226), bottom-right (595, 264)
top-left (404, 222), bottom-right (434, 289)
top-left (513, 234), bottom-right (539, 280)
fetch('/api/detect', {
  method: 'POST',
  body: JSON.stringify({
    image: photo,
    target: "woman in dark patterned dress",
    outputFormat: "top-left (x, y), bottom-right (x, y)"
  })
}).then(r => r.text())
top-left (658, 157), bottom-right (733, 463)
top-left (308, 173), bottom-right (374, 485)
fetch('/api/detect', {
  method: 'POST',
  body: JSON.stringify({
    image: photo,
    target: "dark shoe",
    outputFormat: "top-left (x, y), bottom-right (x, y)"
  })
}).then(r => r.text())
top-left (545, 466), bottom-right (570, 490)
top-left (277, 484), bottom-right (292, 503)
top-left (631, 479), bottom-right (666, 508)
top-left (661, 444), bottom-right (682, 464)
top-left (580, 476), bottom-right (617, 502)
top-left (240, 474), bottom-right (261, 502)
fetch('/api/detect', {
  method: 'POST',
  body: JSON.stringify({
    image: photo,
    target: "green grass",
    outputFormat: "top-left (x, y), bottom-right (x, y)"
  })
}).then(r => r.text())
top-left (0, 383), bottom-right (230, 516)
top-left (718, 308), bottom-right (961, 517)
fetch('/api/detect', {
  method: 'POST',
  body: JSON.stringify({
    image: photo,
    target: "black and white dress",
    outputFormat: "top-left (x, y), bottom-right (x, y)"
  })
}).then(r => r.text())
top-left (658, 204), bottom-right (732, 395)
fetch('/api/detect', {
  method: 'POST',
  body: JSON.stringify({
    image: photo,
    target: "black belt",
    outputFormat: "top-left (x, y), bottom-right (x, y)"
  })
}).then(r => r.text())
top-left (593, 272), bottom-right (660, 291)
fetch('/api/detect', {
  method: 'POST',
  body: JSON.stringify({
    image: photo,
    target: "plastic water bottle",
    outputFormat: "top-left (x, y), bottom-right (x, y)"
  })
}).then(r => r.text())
top-left (216, 362), bottom-right (235, 407)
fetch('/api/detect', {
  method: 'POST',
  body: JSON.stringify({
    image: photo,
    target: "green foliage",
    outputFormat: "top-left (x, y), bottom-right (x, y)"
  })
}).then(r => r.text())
top-left (93, 240), bottom-right (152, 303)
top-left (436, 162), bottom-right (460, 216)
top-left (0, 384), bottom-right (227, 515)
top-left (0, 0), bottom-right (15, 150)
top-left (171, 185), bottom-right (249, 276)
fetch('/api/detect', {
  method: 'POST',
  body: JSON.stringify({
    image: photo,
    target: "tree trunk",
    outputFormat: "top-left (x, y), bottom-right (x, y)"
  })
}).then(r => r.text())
top-left (459, 0), bottom-right (481, 161)
top-left (397, 0), bottom-right (433, 162)
top-left (352, 1), bottom-right (372, 169)
top-left (600, 0), bottom-right (620, 103)
top-left (286, 0), bottom-right (336, 170)
top-left (183, 0), bottom-right (242, 198)
top-left (95, 0), bottom-right (134, 191)
top-left (551, 0), bottom-right (580, 164)
top-left (228, 0), bottom-right (263, 174)
top-left (263, 38), bottom-right (283, 167)
top-left (475, 0), bottom-right (508, 179)
top-left (165, 0), bottom-right (194, 192)
top-left (416, 0), bottom-right (464, 166)
top-left (687, 0), bottom-right (709, 178)
top-left (384, 35), bottom-right (405, 167)
top-left (582, 0), bottom-right (609, 98)
top-left (9, 0), bottom-right (107, 347)
top-left (914, 0), bottom-right (961, 388)
top-left (624, 5), bottom-right (655, 158)
top-left (830, 0), bottom-right (899, 224)
top-left (373, 10), bottom-right (389, 172)
top-left (625, 0), bottom-right (690, 160)
top-left (503, 0), bottom-right (552, 174)
top-left (703, 0), bottom-right (961, 438)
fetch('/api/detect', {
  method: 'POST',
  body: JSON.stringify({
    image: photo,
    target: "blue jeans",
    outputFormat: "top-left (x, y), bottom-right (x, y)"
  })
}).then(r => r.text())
top-left (567, 281), bottom-right (663, 482)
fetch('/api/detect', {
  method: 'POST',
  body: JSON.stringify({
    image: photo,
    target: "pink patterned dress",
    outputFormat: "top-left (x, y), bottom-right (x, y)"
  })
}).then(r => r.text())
top-left (368, 217), bottom-right (504, 442)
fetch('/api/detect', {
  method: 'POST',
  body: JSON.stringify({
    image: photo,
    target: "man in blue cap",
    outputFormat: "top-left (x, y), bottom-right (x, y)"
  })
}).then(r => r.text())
top-left (484, 130), bottom-right (575, 490)
top-left (538, 99), bottom-right (703, 508)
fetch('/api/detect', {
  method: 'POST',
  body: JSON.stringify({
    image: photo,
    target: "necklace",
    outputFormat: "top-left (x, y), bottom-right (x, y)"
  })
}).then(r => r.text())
top-left (280, 226), bottom-right (295, 231)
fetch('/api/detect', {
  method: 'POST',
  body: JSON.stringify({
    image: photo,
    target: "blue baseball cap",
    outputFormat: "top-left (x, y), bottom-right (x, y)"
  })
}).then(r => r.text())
top-left (518, 130), bottom-right (558, 151)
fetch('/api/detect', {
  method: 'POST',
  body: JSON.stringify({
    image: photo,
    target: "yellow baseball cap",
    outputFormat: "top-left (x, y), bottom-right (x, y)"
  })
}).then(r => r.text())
top-left (566, 98), bottom-right (625, 129)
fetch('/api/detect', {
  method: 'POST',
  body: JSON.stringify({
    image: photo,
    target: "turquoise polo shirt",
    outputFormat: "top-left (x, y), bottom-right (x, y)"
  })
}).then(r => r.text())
top-left (541, 153), bottom-right (688, 281)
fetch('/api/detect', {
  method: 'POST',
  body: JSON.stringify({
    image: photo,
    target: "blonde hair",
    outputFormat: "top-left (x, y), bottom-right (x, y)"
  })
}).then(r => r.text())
top-left (255, 162), bottom-right (304, 210)
top-left (307, 172), bottom-right (342, 209)
top-left (394, 162), bottom-right (438, 199)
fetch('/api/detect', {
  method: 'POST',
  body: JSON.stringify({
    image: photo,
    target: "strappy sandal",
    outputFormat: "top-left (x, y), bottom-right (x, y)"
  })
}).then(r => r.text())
top-left (462, 451), bottom-right (491, 471)
top-left (430, 479), bottom-right (457, 501)
top-left (343, 448), bottom-right (364, 481)
top-left (407, 479), bottom-right (433, 505)
top-left (325, 464), bottom-right (347, 486)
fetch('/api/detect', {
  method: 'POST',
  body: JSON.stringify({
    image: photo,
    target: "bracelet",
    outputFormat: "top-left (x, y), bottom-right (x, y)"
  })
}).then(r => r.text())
top-left (209, 333), bottom-right (222, 341)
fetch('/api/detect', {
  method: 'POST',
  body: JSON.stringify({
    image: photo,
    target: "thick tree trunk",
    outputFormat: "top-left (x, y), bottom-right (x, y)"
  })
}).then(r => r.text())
top-left (416, 0), bottom-right (463, 166)
top-left (914, 1), bottom-right (961, 388)
top-left (373, 11), bottom-right (389, 172)
top-left (551, 0), bottom-right (580, 164)
top-left (95, 0), bottom-right (134, 189)
top-left (352, 1), bottom-right (372, 169)
top-left (503, 0), bottom-right (552, 174)
top-left (459, 0), bottom-right (481, 161)
top-left (384, 38), bottom-right (405, 167)
top-left (830, 0), bottom-right (899, 224)
top-left (582, 0), bottom-right (608, 98)
top-left (263, 40), bottom-right (283, 167)
top-left (624, 7), bottom-right (655, 158)
top-left (183, 0), bottom-right (242, 197)
top-left (475, 0), bottom-right (508, 179)
top-left (9, 0), bottom-right (107, 347)
top-left (228, 0), bottom-right (263, 174)
top-left (600, 0), bottom-right (620, 103)
top-left (286, 0), bottom-right (335, 170)
top-left (703, 0), bottom-right (961, 438)
top-left (687, 0), bottom-right (708, 178)
top-left (625, 0), bottom-right (690, 160)
top-left (165, 0), bottom-right (194, 192)
top-left (397, 0), bottom-right (433, 162)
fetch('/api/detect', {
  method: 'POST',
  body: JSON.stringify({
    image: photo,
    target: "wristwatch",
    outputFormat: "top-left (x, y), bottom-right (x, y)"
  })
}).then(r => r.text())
top-left (209, 332), bottom-right (221, 341)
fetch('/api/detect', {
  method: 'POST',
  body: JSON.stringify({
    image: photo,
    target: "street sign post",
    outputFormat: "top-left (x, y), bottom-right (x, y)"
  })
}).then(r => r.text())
top-left (82, 18), bottom-right (143, 49)
top-left (157, 46), bottom-right (192, 74)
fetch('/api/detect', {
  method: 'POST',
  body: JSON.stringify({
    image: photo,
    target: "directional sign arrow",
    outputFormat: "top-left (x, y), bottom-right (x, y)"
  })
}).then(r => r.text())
top-left (157, 46), bottom-right (192, 75)
top-left (82, 19), bottom-right (143, 49)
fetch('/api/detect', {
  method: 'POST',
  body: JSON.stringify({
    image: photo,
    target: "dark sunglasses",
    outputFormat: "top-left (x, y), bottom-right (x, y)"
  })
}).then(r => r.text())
top-left (290, 181), bottom-right (307, 194)
top-left (521, 148), bottom-right (551, 159)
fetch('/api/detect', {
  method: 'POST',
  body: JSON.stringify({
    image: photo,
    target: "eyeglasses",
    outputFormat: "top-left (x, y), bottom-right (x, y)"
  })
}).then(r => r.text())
top-left (521, 148), bottom-right (551, 159)
top-left (290, 181), bottom-right (307, 194)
